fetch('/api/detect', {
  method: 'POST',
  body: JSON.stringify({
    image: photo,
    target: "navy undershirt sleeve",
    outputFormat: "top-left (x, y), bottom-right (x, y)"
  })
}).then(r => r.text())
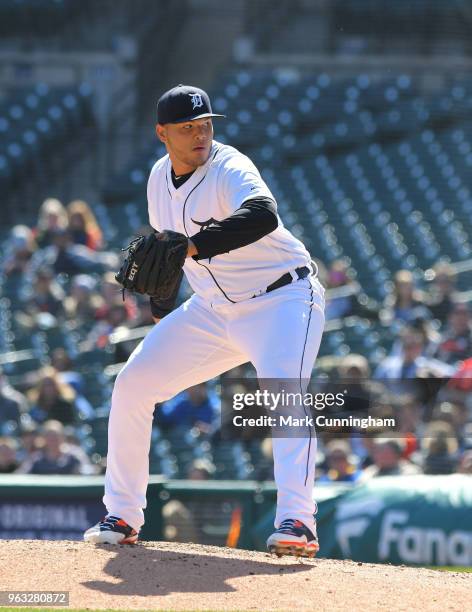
top-left (190, 196), bottom-right (278, 261)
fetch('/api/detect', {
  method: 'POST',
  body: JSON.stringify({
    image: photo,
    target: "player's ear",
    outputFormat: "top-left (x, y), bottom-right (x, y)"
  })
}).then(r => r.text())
top-left (156, 124), bottom-right (166, 143)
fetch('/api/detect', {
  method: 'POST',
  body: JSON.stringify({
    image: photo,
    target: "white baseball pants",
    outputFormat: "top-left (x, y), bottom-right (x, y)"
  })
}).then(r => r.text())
top-left (104, 276), bottom-right (325, 534)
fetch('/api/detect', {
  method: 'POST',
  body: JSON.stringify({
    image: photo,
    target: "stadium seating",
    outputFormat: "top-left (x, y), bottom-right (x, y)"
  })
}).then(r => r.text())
top-left (0, 83), bottom-right (93, 195)
top-left (250, 0), bottom-right (471, 57)
top-left (0, 0), bottom-right (70, 37)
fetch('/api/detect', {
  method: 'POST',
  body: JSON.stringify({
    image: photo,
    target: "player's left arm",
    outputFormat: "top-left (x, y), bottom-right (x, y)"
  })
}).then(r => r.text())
top-left (189, 196), bottom-right (278, 260)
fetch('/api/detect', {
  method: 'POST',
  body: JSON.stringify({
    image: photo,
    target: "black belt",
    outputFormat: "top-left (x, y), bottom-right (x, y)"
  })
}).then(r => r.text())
top-left (265, 266), bottom-right (311, 294)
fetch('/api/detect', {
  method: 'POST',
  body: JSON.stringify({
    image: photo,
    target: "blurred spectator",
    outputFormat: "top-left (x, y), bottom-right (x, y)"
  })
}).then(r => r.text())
top-left (422, 421), bottom-right (459, 474)
top-left (95, 271), bottom-right (137, 321)
top-left (437, 357), bottom-right (472, 426)
top-left (388, 314), bottom-right (441, 358)
top-left (35, 228), bottom-right (117, 276)
top-left (64, 274), bottom-right (104, 327)
top-left (50, 229), bottom-right (95, 275)
top-left (353, 396), bottom-right (420, 463)
top-left (26, 266), bottom-right (65, 318)
top-left (356, 436), bottom-right (377, 469)
top-left (84, 298), bottom-right (130, 353)
top-left (33, 198), bottom-right (69, 248)
top-left (335, 354), bottom-right (375, 413)
top-left (2, 225), bottom-right (37, 276)
top-left (426, 262), bottom-right (458, 325)
top-left (338, 354), bottom-right (371, 379)
top-left (0, 437), bottom-right (20, 473)
top-left (98, 297), bottom-right (155, 362)
top-left (0, 368), bottom-right (29, 429)
top-left (50, 348), bottom-right (94, 419)
top-left (27, 367), bottom-right (78, 425)
top-left (374, 330), bottom-right (454, 382)
top-left (446, 358), bottom-right (472, 410)
top-left (457, 450), bottom-right (472, 474)
top-left (18, 420), bottom-right (84, 475)
top-left (381, 270), bottom-right (430, 325)
top-left (325, 260), bottom-right (379, 321)
top-left (186, 458), bottom-right (216, 480)
top-left (430, 402), bottom-right (467, 441)
top-left (393, 395), bottom-right (423, 456)
top-left (50, 348), bottom-right (84, 393)
top-left (67, 199), bottom-right (103, 251)
top-left (17, 422), bottom-right (41, 462)
top-left (61, 424), bottom-right (97, 474)
top-left (318, 440), bottom-right (362, 483)
top-left (361, 438), bottom-right (422, 478)
top-left (157, 383), bottom-right (219, 432)
top-left (434, 302), bottom-right (472, 366)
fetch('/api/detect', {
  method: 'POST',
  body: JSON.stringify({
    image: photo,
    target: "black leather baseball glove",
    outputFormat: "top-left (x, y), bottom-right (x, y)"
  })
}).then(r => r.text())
top-left (115, 230), bottom-right (188, 300)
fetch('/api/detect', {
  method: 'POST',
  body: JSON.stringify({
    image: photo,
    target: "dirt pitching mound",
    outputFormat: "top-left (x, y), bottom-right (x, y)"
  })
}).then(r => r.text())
top-left (1, 540), bottom-right (470, 611)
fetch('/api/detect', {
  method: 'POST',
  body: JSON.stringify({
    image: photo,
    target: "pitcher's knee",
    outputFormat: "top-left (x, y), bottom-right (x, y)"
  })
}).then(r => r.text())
top-left (112, 364), bottom-right (135, 402)
top-left (113, 362), bottom-right (151, 402)
top-left (112, 360), bottom-right (171, 406)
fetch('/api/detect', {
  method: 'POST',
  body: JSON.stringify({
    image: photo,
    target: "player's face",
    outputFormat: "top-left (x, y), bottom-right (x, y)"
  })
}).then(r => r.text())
top-left (156, 117), bottom-right (213, 174)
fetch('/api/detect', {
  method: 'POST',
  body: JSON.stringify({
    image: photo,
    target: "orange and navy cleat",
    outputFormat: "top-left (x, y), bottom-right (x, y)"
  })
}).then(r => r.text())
top-left (266, 518), bottom-right (319, 558)
top-left (84, 515), bottom-right (138, 545)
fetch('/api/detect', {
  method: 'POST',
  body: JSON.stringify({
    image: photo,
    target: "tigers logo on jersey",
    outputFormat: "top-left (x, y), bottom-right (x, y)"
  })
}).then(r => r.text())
top-left (191, 217), bottom-right (219, 262)
top-left (191, 217), bottom-right (218, 231)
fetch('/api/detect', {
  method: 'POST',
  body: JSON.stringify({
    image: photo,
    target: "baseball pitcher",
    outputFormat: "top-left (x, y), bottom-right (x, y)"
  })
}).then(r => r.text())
top-left (84, 85), bottom-right (325, 558)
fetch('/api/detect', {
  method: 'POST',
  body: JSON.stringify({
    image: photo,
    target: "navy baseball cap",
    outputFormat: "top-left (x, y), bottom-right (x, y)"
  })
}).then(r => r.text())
top-left (157, 84), bottom-right (226, 125)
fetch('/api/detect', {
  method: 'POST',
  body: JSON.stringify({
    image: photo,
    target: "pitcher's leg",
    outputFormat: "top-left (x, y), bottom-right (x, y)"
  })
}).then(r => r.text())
top-left (270, 298), bottom-right (324, 533)
top-left (229, 278), bottom-right (325, 534)
top-left (103, 298), bottom-right (246, 531)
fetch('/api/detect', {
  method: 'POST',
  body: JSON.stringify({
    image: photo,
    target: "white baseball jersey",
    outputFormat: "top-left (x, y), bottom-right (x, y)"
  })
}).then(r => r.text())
top-left (147, 140), bottom-right (312, 305)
